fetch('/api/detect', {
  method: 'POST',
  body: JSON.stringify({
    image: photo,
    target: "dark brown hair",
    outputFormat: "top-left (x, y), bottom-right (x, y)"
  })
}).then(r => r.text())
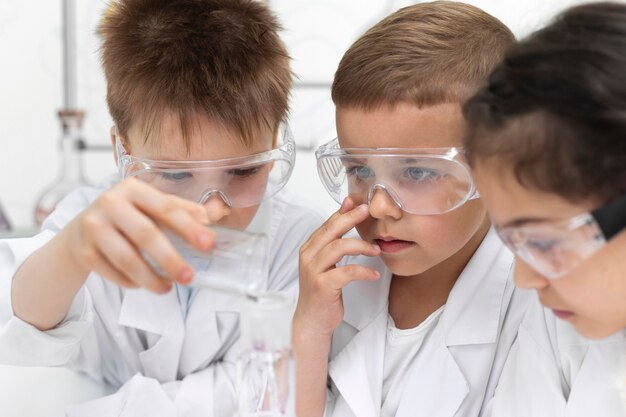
top-left (332, 1), bottom-right (515, 109)
top-left (100, 0), bottom-right (292, 148)
top-left (463, 2), bottom-right (626, 203)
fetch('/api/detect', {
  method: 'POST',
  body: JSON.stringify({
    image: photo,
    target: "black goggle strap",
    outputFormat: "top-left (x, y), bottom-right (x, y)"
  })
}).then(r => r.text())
top-left (592, 191), bottom-right (626, 240)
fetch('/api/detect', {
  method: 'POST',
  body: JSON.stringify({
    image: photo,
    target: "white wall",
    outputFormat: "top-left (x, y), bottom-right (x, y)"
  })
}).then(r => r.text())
top-left (0, 0), bottom-right (604, 229)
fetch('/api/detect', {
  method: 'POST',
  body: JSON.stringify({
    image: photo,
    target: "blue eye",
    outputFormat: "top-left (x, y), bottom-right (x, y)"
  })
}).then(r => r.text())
top-left (160, 171), bottom-right (192, 181)
top-left (403, 167), bottom-right (438, 181)
top-left (526, 238), bottom-right (558, 253)
top-left (346, 166), bottom-right (374, 180)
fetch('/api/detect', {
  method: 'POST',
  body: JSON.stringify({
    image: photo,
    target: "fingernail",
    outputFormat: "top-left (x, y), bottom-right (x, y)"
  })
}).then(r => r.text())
top-left (197, 232), bottom-right (212, 247)
top-left (372, 244), bottom-right (380, 252)
top-left (358, 204), bottom-right (369, 213)
top-left (374, 271), bottom-right (380, 278)
top-left (341, 199), bottom-right (349, 211)
top-left (178, 268), bottom-right (194, 284)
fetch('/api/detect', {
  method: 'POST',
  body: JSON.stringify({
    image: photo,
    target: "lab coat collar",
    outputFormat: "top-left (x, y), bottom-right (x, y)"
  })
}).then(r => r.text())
top-left (118, 288), bottom-right (181, 335)
top-left (441, 227), bottom-right (513, 347)
top-left (118, 288), bottom-right (185, 382)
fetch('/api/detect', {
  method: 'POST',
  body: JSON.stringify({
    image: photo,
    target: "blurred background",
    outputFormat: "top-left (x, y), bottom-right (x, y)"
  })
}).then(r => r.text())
top-left (0, 0), bottom-right (619, 415)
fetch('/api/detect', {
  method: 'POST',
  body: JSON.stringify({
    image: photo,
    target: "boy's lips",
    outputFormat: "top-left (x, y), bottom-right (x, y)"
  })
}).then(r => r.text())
top-left (374, 237), bottom-right (415, 254)
top-left (551, 309), bottom-right (575, 320)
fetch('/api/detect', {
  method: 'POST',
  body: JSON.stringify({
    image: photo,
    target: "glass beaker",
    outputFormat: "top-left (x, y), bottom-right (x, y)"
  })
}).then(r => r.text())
top-left (237, 293), bottom-right (294, 417)
top-left (147, 225), bottom-right (269, 296)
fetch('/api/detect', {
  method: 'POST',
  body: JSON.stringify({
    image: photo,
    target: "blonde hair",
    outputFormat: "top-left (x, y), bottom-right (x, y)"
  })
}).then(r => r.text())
top-left (332, 1), bottom-right (515, 109)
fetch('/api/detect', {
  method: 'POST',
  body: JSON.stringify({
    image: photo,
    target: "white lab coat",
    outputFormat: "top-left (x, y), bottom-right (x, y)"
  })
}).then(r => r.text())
top-left (325, 228), bottom-right (531, 417)
top-left (0, 179), bottom-right (325, 417)
top-left (492, 293), bottom-right (626, 417)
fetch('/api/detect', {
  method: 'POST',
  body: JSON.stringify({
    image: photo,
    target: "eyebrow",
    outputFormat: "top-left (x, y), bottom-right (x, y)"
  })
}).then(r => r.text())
top-left (343, 156), bottom-right (368, 165)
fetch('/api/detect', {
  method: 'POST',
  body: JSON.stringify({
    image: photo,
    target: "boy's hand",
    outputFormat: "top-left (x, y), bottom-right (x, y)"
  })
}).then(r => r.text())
top-left (294, 197), bottom-right (381, 338)
top-left (60, 178), bottom-right (214, 294)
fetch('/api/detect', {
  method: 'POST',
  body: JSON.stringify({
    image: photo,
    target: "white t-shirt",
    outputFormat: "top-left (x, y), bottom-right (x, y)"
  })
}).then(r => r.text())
top-left (381, 305), bottom-right (445, 417)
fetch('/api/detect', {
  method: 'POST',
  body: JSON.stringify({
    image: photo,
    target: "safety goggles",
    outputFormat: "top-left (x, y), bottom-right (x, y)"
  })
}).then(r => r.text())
top-left (315, 138), bottom-right (479, 215)
top-left (497, 192), bottom-right (626, 279)
top-left (116, 123), bottom-right (295, 208)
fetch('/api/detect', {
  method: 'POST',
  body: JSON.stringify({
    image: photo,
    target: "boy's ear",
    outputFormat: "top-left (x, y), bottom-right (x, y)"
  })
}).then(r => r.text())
top-left (110, 126), bottom-right (118, 165)
top-left (110, 126), bottom-right (128, 166)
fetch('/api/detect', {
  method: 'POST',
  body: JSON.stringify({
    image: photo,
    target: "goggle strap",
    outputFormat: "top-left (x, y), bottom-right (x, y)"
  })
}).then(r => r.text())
top-left (592, 191), bottom-right (626, 240)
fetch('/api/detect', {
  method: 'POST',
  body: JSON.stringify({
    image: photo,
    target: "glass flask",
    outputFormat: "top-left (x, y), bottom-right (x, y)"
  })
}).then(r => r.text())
top-left (34, 110), bottom-right (89, 226)
top-left (146, 226), bottom-right (269, 296)
top-left (237, 293), bottom-right (294, 417)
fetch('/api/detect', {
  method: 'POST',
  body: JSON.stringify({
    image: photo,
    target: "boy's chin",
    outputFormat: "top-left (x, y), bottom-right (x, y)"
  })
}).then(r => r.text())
top-left (381, 255), bottom-right (433, 277)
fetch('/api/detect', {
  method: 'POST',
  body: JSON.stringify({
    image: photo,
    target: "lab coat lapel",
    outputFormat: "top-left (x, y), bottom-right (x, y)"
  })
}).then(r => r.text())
top-left (118, 288), bottom-right (185, 382)
top-left (329, 307), bottom-right (388, 417)
top-left (178, 289), bottom-right (241, 375)
top-left (329, 260), bottom-right (391, 417)
top-left (396, 228), bottom-right (513, 417)
top-left (441, 228), bottom-right (512, 347)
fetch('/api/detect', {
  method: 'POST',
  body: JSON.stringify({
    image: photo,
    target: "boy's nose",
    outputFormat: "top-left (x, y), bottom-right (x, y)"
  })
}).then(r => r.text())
top-left (514, 258), bottom-right (550, 290)
top-left (200, 190), bottom-right (232, 223)
top-left (368, 186), bottom-right (402, 220)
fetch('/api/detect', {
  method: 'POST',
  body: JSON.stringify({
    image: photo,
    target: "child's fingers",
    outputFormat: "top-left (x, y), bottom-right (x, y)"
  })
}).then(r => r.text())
top-left (323, 264), bottom-right (381, 290)
top-left (154, 208), bottom-right (215, 252)
top-left (310, 239), bottom-right (380, 274)
top-left (109, 202), bottom-right (195, 284)
top-left (338, 197), bottom-right (356, 215)
top-left (92, 256), bottom-right (140, 289)
top-left (96, 227), bottom-right (173, 294)
top-left (118, 178), bottom-right (213, 233)
top-left (103, 179), bottom-right (215, 252)
top-left (304, 204), bottom-right (370, 256)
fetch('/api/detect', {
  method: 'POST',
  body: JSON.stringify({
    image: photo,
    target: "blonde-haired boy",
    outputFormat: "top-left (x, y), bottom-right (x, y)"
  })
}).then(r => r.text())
top-left (294, 2), bottom-right (529, 416)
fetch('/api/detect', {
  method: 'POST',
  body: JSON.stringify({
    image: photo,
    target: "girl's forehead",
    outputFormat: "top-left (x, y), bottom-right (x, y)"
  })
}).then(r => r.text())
top-left (472, 161), bottom-right (595, 227)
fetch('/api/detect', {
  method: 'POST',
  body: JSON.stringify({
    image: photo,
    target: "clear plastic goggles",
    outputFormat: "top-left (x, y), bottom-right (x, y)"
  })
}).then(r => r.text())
top-left (116, 123), bottom-right (295, 208)
top-left (315, 138), bottom-right (479, 215)
top-left (497, 192), bottom-right (626, 279)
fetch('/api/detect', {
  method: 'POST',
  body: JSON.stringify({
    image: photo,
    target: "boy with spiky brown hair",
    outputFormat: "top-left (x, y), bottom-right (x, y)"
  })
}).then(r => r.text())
top-left (293, 2), bottom-right (529, 417)
top-left (0, 0), bottom-right (322, 415)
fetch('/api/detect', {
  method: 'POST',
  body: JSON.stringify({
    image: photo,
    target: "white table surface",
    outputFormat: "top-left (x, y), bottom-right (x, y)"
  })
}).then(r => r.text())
top-left (0, 365), bottom-right (113, 417)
